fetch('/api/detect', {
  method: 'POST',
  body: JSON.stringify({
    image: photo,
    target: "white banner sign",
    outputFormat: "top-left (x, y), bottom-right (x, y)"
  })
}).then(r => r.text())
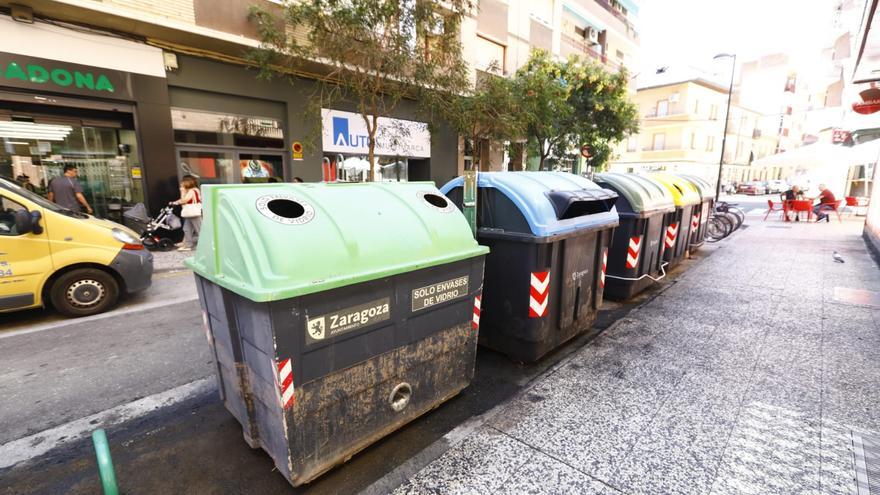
top-left (321, 109), bottom-right (431, 158)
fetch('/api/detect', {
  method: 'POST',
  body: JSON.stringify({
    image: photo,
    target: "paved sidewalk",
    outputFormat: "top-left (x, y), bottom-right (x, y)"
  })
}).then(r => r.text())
top-left (152, 249), bottom-right (192, 273)
top-left (392, 218), bottom-right (879, 494)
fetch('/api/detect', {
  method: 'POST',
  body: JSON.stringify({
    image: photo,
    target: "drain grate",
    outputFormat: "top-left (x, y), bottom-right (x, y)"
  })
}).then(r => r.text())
top-left (853, 431), bottom-right (880, 495)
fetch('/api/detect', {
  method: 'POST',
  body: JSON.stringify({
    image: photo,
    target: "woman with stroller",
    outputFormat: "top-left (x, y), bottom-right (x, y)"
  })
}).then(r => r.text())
top-left (170, 175), bottom-right (202, 251)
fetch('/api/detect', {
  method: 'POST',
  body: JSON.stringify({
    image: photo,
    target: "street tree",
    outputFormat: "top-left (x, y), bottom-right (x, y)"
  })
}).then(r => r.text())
top-left (441, 71), bottom-right (526, 171)
top-left (515, 50), bottom-right (639, 171)
top-left (249, 0), bottom-right (474, 181)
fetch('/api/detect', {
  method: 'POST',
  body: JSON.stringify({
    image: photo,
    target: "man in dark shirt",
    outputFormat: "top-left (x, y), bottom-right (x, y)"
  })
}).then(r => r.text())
top-left (813, 184), bottom-right (836, 222)
top-left (48, 165), bottom-right (93, 214)
top-left (781, 185), bottom-right (802, 221)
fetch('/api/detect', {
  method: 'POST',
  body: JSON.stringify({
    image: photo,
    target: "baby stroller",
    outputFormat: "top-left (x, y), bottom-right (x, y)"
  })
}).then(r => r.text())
top-left (123, 203), bottom-right (182, 251)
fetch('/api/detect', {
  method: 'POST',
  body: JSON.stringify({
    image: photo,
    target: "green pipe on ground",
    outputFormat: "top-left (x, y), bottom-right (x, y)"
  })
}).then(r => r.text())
top-left (92, 429), bottom-right (119, 495)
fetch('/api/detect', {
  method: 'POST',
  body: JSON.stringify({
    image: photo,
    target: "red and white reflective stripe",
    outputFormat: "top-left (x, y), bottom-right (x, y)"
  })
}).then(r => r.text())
top-left (472, 295), bottom-right (481, 330)
top-left (600, 249), bottom-right (607, 288)
top-left (665, 223), bottom-right (679, 248)
top-left (277, 358), bottom-right (295, 409)
top-left (529, 271), bottom-right (550, 318)
top-left (691, 213), bottom-right (700, 231)
top-left (626, 236), bottom-right (641, 269)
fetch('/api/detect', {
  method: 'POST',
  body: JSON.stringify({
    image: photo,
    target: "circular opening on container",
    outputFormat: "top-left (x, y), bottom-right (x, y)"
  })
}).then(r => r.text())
top-left (389, 382), bottom-right (412, 412)
top-left (423, 193), bottom-right (449, 209)
top-left (267, 199), bottom-right (305, 219)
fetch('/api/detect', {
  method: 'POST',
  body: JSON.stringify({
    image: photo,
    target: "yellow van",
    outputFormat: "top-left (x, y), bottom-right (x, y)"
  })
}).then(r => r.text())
top-left (0, 177), bottom-right (153, 317)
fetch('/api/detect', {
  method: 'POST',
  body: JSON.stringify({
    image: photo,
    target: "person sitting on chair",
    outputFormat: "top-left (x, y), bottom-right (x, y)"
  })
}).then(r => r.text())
top-left (813, 184), bottom-right (836, 223)
top-left (781, 185), bottom-right (802, 221)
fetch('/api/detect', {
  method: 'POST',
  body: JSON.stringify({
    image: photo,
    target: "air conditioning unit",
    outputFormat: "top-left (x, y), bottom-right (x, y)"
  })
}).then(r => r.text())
top-left (585, 27), bottom-right (600, 45)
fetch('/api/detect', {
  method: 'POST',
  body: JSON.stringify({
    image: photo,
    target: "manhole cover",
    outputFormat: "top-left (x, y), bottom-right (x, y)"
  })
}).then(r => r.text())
top-left (853, 431), bottom-right (880, 495)
top-left (833, 288), bottom-right (880, 309)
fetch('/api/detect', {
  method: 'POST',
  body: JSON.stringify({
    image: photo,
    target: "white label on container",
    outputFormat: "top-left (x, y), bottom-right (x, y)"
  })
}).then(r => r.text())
top-left (305, 297), bottom-right (391, 342)
top-left (411, 276), bottom-right (469, 312)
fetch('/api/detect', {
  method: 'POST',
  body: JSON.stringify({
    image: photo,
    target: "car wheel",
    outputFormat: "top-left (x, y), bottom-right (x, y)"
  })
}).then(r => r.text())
top-left (50, 268), bottom-right (120, 317)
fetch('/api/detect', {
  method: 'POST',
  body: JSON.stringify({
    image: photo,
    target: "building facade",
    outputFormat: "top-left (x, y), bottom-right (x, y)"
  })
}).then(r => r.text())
top-left (0, 0), bottom-right (461, 217)
top-left (461, 0), bottom-right (640, 172)
top-left (609, 71), bottom-right (776, 184)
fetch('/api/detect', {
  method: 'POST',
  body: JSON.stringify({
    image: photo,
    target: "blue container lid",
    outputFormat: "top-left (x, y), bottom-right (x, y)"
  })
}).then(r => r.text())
top-left (441, 171), bottom-right (619, 238)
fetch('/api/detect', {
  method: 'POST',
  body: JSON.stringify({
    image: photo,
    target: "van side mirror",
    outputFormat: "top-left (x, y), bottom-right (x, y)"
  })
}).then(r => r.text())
top-left (29, 210), bottom-right (43, 234)
top-left (13, 209), bottom-right (42, 235)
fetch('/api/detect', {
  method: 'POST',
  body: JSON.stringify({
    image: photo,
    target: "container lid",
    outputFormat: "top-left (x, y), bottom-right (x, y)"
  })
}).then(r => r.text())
top-left (594, 172), bottom-right (675, 214)
top-left (440, 171), bottom-right (618, 238)
top-left (646, 172), bottom-right (702, 206)
top-left (185, 182), bottom-right (489, 302)
top-left (675, 173), bottom-right (714, 201)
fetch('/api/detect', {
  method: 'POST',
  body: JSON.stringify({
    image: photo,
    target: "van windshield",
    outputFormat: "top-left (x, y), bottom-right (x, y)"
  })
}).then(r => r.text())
top-left (0, 177), bottom-right (83, 217)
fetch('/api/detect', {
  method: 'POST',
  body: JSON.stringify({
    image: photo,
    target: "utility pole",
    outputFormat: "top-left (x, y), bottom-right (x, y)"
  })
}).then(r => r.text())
top-left (714, 53), bottom-right (736, 201)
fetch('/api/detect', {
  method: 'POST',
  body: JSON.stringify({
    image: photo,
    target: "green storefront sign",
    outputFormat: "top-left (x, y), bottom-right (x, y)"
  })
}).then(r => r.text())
top-left (0, 61), bottom-right (115, 93)
top-left (0, 52), bottom-right (132, 100)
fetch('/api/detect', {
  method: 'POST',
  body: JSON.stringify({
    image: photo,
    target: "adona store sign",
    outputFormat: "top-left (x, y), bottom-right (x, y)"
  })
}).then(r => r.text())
top-left (0, 52), bottom-right (131, 100)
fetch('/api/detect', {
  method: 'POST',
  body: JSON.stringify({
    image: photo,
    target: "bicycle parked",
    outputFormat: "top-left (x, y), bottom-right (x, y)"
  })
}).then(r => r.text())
top-left (706, 201), bottom-right (745, 242)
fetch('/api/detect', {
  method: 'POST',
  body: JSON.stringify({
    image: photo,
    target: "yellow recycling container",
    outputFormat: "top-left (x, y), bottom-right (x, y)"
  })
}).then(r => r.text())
top-left (646, 173), bottom-right (701, 267)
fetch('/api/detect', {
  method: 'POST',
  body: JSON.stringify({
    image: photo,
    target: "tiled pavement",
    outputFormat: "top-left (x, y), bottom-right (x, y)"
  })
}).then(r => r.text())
top-left (392, 218), bottom-right (879, 495)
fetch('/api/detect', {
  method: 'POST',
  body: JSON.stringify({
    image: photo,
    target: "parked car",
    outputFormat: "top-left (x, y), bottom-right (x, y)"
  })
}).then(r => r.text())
top-left (766, 180), bottom-right (787, 194)
top-left (0, 177), bottom-right (153, 317)
top-left (737, 181), bottom-right (767, 195)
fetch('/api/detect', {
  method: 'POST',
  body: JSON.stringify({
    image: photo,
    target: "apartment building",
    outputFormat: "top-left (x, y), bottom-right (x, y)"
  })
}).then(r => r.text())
top-left (467, 0), bottom-right (639, 76)
top-left (464, 0), bottom-right (640, 171)
top-left (609, 69), bottom-right (776, 184)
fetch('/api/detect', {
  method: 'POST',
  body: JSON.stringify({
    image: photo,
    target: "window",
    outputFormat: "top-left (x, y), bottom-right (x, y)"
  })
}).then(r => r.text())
top-left (652, 133), bottom-right (666, 151)
top-left (656, 100), bottom-right (669, 117)
top-left (706, 136), bottom-right (715, 151)
top-left (709, 105), bottom-right (718, 120)
top-left (616, 49), bottom-right (625, 61)
top-left (693, 99), bottom-right (700, 115)
top-left (475, 35), bottom-right (506, 74)
top-left (690, 132), bottom-right (697, 149)
top-left (0, 196), bottom-right (27, 236)
top-left (627, 136), bottom-right (638, 152)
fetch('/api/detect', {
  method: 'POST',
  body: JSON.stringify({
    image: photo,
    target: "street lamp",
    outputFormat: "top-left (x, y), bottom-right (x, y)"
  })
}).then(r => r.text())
top-left (713, 52), bottom-right (736, 201)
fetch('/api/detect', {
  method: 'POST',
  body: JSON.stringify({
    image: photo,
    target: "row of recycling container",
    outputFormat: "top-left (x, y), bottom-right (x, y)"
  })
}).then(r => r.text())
top-left (185, 171), bottom-right (715, 487)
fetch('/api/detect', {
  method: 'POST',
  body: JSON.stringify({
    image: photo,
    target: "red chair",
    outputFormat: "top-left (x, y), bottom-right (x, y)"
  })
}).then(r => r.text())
top-left (763, 199), bottom-right (785, 221)
top-left (845, 196), bottom-right (864, 216)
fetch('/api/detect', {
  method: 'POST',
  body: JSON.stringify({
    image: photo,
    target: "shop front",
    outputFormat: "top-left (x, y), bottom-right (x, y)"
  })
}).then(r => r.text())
top-left (0, 14), bottom-right (175, 219)
top-left (320, 109), bottom-right (432, 182)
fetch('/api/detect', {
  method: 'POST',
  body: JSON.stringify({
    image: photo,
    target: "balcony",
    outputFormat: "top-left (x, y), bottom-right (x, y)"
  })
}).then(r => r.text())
top-left (592, 0), bottom-right (638, 36)
top-left (561, 33), bottom-right (606, 63)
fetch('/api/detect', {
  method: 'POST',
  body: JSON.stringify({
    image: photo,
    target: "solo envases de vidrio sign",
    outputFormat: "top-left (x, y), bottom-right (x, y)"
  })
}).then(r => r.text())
top-left (321, 109), bottom-right (431, 158)
top-left (0, 52), bottom-right (132, 100)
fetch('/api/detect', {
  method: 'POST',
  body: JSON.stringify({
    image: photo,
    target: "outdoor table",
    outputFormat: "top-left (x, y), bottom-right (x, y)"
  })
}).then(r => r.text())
top-left (788, 200), bottom-right (813, 221)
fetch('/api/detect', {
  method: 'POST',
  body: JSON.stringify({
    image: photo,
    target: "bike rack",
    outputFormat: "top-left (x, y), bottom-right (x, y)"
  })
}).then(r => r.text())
top-left (605, 261), bottom-right (669, 283)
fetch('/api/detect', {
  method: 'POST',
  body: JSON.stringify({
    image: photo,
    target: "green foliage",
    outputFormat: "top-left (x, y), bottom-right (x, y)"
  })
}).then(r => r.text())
top-left (441, 72), bottom-right (527, 170)
top-left (514, 50), bottom-right (639, 171)
top-left (249, 0), bottom-right (474, 180)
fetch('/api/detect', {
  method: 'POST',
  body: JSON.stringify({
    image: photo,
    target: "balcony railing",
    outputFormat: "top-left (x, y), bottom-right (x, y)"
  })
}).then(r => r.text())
top-left (592, 0), bottom-right (638, 36)
top-left (561, 33), bottom-right (606, 63)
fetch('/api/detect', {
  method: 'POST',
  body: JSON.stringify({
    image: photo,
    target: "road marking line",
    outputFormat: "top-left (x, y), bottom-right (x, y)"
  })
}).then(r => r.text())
top-left (0, 295), bottom-right (200, 340)
top-left (0, 377), bottom-right (214, 470)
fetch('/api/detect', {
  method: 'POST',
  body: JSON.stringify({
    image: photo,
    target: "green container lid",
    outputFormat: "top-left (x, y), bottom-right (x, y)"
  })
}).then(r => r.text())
top-left (594, 172), bottom-right (675, 215)
top-left (675, 173), bottom-right (714, 201)
top-left (185, 182), bottom-right (489, 302)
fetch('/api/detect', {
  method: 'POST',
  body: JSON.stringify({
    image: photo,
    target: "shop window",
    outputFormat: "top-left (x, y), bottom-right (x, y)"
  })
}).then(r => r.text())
top-left (171, 109), bottom-right (284, 149)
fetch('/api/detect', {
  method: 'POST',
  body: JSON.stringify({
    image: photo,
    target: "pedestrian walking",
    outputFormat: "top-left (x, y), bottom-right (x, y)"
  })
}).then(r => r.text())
top-left (47, 164), bottom-right (93, 214)
top-left (170, 175), bottom-right (202, 251)
top-left (812, 184), bottom-right (836, 223)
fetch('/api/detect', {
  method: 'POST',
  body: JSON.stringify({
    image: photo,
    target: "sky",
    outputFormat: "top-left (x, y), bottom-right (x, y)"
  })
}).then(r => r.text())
top-left (636, 0), bottom-right (844, 77)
